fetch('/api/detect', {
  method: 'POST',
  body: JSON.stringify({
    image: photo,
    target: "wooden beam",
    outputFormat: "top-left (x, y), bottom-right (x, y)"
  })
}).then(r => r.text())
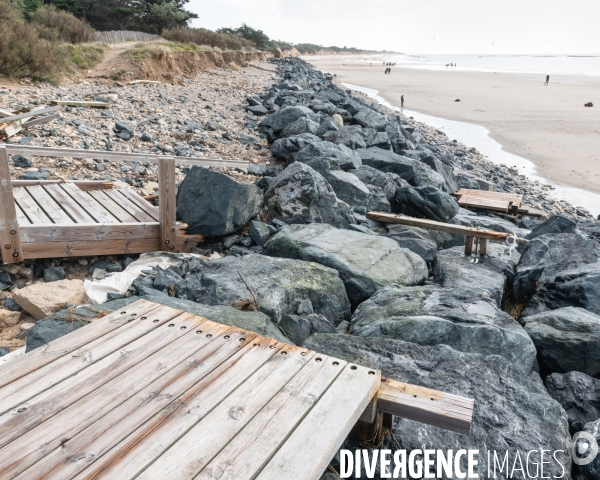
top-left (158, 158), bottom-right (177, 252)
top-left (2, 145), bottom-right (248, 169)
top-left (21, 112), bottom-right (60, 128)
top-left (50, 100), bottom-right (109, 108)
top-left (367, 212), bottom-right (528, 244)
top-left (0, 106), bottom-right (61, 123)
top-left (464, 235), bottom-right (475, 255)
top-left (479, 238), bottom-right (490, 255)
top-left (376, 378), bottom-right (474, 435)
top-left (18, 222), bottom-right (164, 243)
top-left (11, 180), bottom-right (113, 191)
top-left (0, 146), bottom-right (23, 263)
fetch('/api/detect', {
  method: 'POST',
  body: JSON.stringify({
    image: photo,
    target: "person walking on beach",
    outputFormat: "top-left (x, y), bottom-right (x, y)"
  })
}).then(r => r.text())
top-left (401, 95), bottom-right (404, 107)
top-left (545, 74), bottom-right (550, 85)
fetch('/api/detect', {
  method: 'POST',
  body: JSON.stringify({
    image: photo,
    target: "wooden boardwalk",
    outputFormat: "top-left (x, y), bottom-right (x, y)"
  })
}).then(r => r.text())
top-left (454, 188), bottom-right (545, 217)
top-left (0, 299), bottom-right (383, 479)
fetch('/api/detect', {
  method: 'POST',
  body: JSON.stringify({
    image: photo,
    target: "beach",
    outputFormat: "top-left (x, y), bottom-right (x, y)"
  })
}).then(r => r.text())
top-left (306, 56), bottom-right (600, 195)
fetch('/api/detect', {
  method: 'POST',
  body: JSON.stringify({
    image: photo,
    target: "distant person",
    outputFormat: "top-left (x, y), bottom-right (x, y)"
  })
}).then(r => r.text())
top-left (401, 95), bottom-right (404, 107)
top-left (545, 74), bottom-right (550, 85)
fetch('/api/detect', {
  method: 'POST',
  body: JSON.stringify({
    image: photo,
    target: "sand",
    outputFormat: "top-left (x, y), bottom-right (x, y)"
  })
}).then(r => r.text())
top-left (306, 56), bottom-right (600, 194)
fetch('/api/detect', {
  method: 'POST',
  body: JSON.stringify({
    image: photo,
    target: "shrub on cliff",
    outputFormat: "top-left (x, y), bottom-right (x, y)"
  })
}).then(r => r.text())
top-left (31, 5), bottom-right (94, 44)
top-left (162, 27), bottom-right (254, 51)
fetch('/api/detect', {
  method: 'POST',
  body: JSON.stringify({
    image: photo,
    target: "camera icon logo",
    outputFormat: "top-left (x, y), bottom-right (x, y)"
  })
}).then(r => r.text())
top-left (572, 431), bottom-right (599, 466)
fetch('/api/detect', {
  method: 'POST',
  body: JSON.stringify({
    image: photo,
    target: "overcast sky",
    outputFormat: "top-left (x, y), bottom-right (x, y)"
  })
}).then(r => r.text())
top-left (188, 0), bottom-right (599, 55)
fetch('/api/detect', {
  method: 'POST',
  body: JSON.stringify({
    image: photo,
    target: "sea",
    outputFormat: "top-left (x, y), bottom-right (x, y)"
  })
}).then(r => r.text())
top-left (363, 53), bottom-right (600, 78)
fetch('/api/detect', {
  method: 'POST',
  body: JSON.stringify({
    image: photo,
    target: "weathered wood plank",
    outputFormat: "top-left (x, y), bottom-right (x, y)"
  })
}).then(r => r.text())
top-left (0, 307), bottom-right (191, 446)
top-left (59, 183), bottom-right (119, 223)
top-left (136, 346), bottom-right (314, 479)
top-left (376, 378), bottom-right (474, 435)
top-left (73, 338), bottom-right (287, 480)
top-left (0, 106), bottom-right (61, 123)
top-left (198, 354), bottom-right (346, 480)
top-left (87, 190), bottom-right (139, 223)
top-left (19, 327), bottom-right (257, 480)
top-left (158, 157), bottom-right (177, 252)
top-left (51, 100), bottom-right (109, 108)
top-left (0, 146), bottom-right (23, 263)
top-left (43, 184), bottom-right (96, 223)
top-left (104, 188), bottom-right (156, 222)
top-left (20, 112), bottom-right (60, 128)
top-left (114, 187), bottom-right (160, 221)
top-left (14, 203), bottom-right (31, 225)
top-left (12, 187), bottom-right (54, 225)
top-left (0, 300), bottom-right (158, 389)
top-left (256, 364), bottom-right (381, 480)
top-left (19, 222), bottom-right (161, 243)
top-left (3, 145), bottom-right (249, 169)
top-left (12, 180), bottom-right (113, 191)
top-left (464, 235), bottom-right (475, 255)
top-left (26, 185), bottom-right (75, 224)
top-left (5, 322), bottom-right (244, 479)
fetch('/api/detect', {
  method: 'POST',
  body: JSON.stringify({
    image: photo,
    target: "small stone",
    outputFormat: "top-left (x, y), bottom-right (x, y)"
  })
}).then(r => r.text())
top-left (20, 322), bottom-right (35, 332)
top-left (3, 298), bottom-right (21, 311)
top-left (12, 279), bottom-right (88, 320)
top-left (43, 266), bottom-right (66, 283)
top-left (17, 267), bottom-right (33, 280)
top-left (78, 259), bottom-right (89, 266)
top-left (12, 155), bottom-right (33, 167)
top-left (0, 308), bottom-right (21, 327)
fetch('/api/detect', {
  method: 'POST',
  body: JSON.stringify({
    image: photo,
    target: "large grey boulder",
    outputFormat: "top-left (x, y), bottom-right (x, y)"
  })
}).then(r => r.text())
top-left (386, 224), bottom-right (438, 263)
top-left (455, 171), bottom-right (496, 191)
top-left (293, 141), bottom-right (362, 171)
top-left (353, 108), bottom-right (387, 131)
top-left (322, 125), bottom-right (367, 150)
top-left (281, 117), bottom-right (320, 138)
top-left (271, 133), bottom-right (322, 162)
top-left (304, 334), bottom-right (571, 478)
top-left (350, 284), bottom-right (537, 373)
top-left (526, 215), bottom-right (578, 240)
top-left (520, 307), bottom-right (600, 376)
top-left (546, 371), bottom-right (600, 432)
top-left (513, 234), bottom-right (600, 301)
top-left (268, 105), bottom-right (313, 134)
top-left (522, 263), bottom-right (600, 317)
top-left (326, 170), bottom-right (370, 214)
top-left (177, 167), bottom-right (263, 237)
top-left (434, 244), bottom-right (520, 307)
top-left (394, 185), bottom-right (459, 222)
top-left (264, 162), bottom-right (355, 228)
top-left (348, 166), bottom-right (399, 213)
top-left (316, 115), bottom-right (340, 137)
top-left (452, 212), bottom-right (529, 236)
top-left (176, 254), bottom-right (351, 326)
top-left (264, 223), bottom-right (427, 308)
top-left (421, 155), bottom-right (458, 193)
top-left (363, 128), bottom-right (391, 149)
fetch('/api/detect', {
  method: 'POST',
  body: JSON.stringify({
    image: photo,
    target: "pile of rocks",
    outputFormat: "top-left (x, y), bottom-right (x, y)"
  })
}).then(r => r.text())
top-left (3, 57), bottom-right (600, 479)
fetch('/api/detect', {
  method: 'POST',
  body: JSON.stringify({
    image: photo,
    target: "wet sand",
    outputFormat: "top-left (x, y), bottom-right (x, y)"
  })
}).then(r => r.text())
top-left (306, 56), bottom-right (600, 194)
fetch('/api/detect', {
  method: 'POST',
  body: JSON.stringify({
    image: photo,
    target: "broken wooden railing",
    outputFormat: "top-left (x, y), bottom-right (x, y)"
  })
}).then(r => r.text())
top-left (0, 145), bottom-right (248, 264)
top-left (367, 212), bottom-right (528, 255)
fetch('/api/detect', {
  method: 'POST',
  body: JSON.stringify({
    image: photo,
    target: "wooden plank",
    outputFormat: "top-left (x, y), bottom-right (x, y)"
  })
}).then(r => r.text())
top-left (72, 338), bottom-right (287, 480)
top-left (12, 187), bottom-right (54, 225)
top-left (454, 188), bottom-right (522, 201)
top-left (158, 157), bottom-right (177, 252)
top-left (87, 190), bottom-right (139, 223)
top-left (0, 106), bottom-right (61, 123)
top-left (0, 307), bottom-right (190, 445)
top-left (21, 112), bottom-right (60, 128)
top-left (0, 108), bottom-right (15, 117)
top-left (43, 184), bottom-right (96, 223)
top-left (114, 187), bottom-right (160, 221)
top-left (367, 212), bottom-right (526, 243)
top-left (135, 346), bottom-right (314, 479)
top-left (12, 180), bottom-right (113, 191)
top-left (19, 222), bottom-right (161, 243)
top-left (479, 238), bottom-right (490, 255)
top-left (4, 322), bottom-right (245, 479)
top-left (59, 182), bottom-right (119, 223)
top-left (14, 203), bottom-right (31, 225)
top-left (0, 146), bottom-right (23, 263)
top-left (376, 378), bottom-right (474, 435)
top-left (464, 235), bottom-right (475, 255)
top-left (197, 354), bottom-right (346, 480)
top-left (20, 327), bottom-right (258, 480)
top-left (255, 363), bottom-right (381, 480)
top-left (51, 100), bottom-right (108, 108)
top-left (4, 145), bottom-right (249, 169)
top-left (0, 300), bottom-right (158, 388)
top-left (104, 188), bottom-right (157, 222)
top-left (26, 185), bottom-right (75, 224)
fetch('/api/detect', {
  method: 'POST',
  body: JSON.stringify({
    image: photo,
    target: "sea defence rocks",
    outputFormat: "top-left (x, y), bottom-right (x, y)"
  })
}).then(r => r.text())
top-left (264, 162), bottom-right (355, 228)
top-left (348, 166), bottom-right (399, 213)
top-left (385, 224), bottom-right (438, 264)
top-left (522, 263), bottom-right (600, 317)
top-left (267, 105), bottom-right (314, 134)
top-left (13, 279), bottom-right (88, 320)
top-left (177, 167), bottom-right (264, 237)
top-left (271, 133), bottom-right (322, 162)
top-left (304, 334), bottom-right (571, 479)
top-left (526, 215), bottom-right (578, 240)
top-left (511, 233), bottom-right (599, 301)
top-left (350, 284), bottom-right (537, 373)
top-left (394, 185), bottom-right (459, 222)
top-left (520, 307), bottom-right (600, 376)
top-left (292, 141), bottom-right (362, 171)
top-left (264, 224), bottom-right (427, 308)
top-left (175, 254), bottom-right (351, 327)
top-left (546, 371), bottom-right (600, 432)
top-left (353, 108), bottom-right (388, 131)
top-left (322, 125), bottom-right (367, 150)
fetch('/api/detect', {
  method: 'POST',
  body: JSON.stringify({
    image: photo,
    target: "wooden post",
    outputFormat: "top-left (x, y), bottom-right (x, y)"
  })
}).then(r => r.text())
top-left (0, 146), bottom-right (23, 263)
top-left (464, 235), bottom-right (475, 255)
top-left (479, 238), bottom-right (490, 255)
top-left (158, 158), bottom-right (177, 252)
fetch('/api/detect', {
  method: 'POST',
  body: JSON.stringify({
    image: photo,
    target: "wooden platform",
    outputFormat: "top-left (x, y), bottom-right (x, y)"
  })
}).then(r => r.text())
top-left (1, 145), bottom-right (249, 264)
top-left (0, 299), bottom-right (473, 479)
top-left (453, 188), bottom-right (545, 218)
